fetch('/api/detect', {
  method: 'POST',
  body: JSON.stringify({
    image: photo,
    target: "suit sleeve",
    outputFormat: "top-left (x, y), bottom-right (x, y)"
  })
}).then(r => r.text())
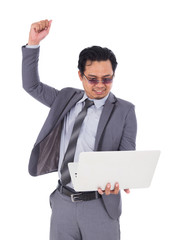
top-left (119, 105), bottom-right (137, 151)
top-left (22, 46), bottom-right (59, 107)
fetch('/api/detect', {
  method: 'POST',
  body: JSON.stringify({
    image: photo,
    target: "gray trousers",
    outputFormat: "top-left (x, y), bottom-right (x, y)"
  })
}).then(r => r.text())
top-left (49, 189), bottom-right (120, 240)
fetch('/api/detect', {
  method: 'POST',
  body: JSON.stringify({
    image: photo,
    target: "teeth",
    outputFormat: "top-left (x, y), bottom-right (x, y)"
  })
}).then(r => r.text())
top-left (94, 89), bottom-right (105, 94)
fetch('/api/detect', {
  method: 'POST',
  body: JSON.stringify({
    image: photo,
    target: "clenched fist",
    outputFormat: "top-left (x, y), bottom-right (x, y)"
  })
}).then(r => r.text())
top-left (28, 19), bottom-right (52, 46)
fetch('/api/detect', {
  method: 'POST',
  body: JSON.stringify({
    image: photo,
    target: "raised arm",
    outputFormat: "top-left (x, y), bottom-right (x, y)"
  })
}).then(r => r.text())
top-left (22, 20), bottom-right (59, 107)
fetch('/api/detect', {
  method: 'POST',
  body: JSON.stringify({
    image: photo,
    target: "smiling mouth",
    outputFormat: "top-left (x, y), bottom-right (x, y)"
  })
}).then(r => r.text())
top-left (94, 89), bottom-right (105, 94)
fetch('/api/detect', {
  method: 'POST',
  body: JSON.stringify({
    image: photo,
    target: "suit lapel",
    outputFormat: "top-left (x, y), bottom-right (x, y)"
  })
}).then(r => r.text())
top-left (94, 93), bottom-right (116, 150)
top-left (35, 90), bottom-right (84, 145)
top-left (55, 91), bottom-right (84, 127)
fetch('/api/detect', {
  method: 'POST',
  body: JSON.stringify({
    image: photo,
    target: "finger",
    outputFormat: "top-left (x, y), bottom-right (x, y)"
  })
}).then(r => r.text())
top-left (40, 20), bottom-right (46, 29)
top-left (105, 183), bottom-right (111, 195)
top-left (31, 23), bottom-right (39, 33)
top-left (113, 182), bottom-right (119, 195)
top-left (46, 20), bottom-right (52, 33)
top-left (38, 23), bottom-right (43, 32)
top-left (124, 189), bottom-right (130, 194)
top-left (39, 21), bottom-right (48, 32)
top-left (98, 187), bottom-right (104, 195)
top-left (33, 24), bottom-right (41, 33)
top-left (32, 20), bottom-right (48, 33)
top-left (44, 19), bottom-right (48, 29)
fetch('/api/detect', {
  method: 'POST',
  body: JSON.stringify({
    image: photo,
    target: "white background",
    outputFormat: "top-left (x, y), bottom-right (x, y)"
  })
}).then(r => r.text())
top-left (0, 0), bottom-right (180, 239)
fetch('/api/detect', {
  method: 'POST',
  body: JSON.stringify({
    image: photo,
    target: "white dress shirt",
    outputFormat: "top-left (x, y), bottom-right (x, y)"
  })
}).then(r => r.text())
top-left (58, 93), bottom-right (109, 188)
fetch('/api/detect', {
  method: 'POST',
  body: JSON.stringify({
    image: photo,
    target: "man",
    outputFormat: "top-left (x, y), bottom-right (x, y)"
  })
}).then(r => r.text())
top-left (22, 19), bottom-right (137, 240)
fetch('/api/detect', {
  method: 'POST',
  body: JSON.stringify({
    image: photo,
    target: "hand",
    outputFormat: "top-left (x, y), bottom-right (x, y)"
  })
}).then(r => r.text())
top-left (98, 182), bottom-right (130, 195)
top-left (28, 19), bottom-right (52, 46)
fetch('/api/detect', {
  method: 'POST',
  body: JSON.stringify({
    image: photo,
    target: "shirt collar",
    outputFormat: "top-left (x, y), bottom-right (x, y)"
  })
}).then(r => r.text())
top-left (78, 93), bottom-right (109, 109)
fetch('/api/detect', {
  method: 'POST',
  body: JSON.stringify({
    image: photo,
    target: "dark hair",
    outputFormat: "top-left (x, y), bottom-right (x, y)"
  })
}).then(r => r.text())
top-left (78, 46), bottom-right (118, 75)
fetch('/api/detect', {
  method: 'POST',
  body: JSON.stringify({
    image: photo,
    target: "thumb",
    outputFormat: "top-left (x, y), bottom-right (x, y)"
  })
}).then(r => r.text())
top-left (48, 20), bottom-right (52, 30)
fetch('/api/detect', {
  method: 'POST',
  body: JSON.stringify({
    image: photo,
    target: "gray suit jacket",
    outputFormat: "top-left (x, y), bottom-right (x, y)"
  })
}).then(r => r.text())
top-left (22, 46), bottom-right (137, 220)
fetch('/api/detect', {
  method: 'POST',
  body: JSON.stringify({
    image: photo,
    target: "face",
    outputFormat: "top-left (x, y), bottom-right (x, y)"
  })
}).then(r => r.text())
top-left (78, 60), bottom-right (114, 99)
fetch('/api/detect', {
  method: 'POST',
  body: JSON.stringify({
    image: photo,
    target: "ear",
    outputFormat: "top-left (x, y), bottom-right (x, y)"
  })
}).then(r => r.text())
top-left (78, 71), bottom-right (83, 81)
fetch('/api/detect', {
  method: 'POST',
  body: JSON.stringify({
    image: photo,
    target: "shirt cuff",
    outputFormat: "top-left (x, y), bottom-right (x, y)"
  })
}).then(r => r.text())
top-left (26, 45), bottom-right (40, 49)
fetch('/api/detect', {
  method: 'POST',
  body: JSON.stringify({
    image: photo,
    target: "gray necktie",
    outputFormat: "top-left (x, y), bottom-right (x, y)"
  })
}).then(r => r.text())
top-left (60, 99), bottom-right (94, 185)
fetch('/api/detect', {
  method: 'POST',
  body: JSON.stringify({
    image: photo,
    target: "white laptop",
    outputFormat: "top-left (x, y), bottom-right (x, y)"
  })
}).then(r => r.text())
top-left (68, 150), bottom-right (160, 192)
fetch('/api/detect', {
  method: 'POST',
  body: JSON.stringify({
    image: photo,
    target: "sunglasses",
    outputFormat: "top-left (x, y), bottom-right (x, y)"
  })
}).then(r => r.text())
top-left (83, 74), bottom-right (113, 85)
